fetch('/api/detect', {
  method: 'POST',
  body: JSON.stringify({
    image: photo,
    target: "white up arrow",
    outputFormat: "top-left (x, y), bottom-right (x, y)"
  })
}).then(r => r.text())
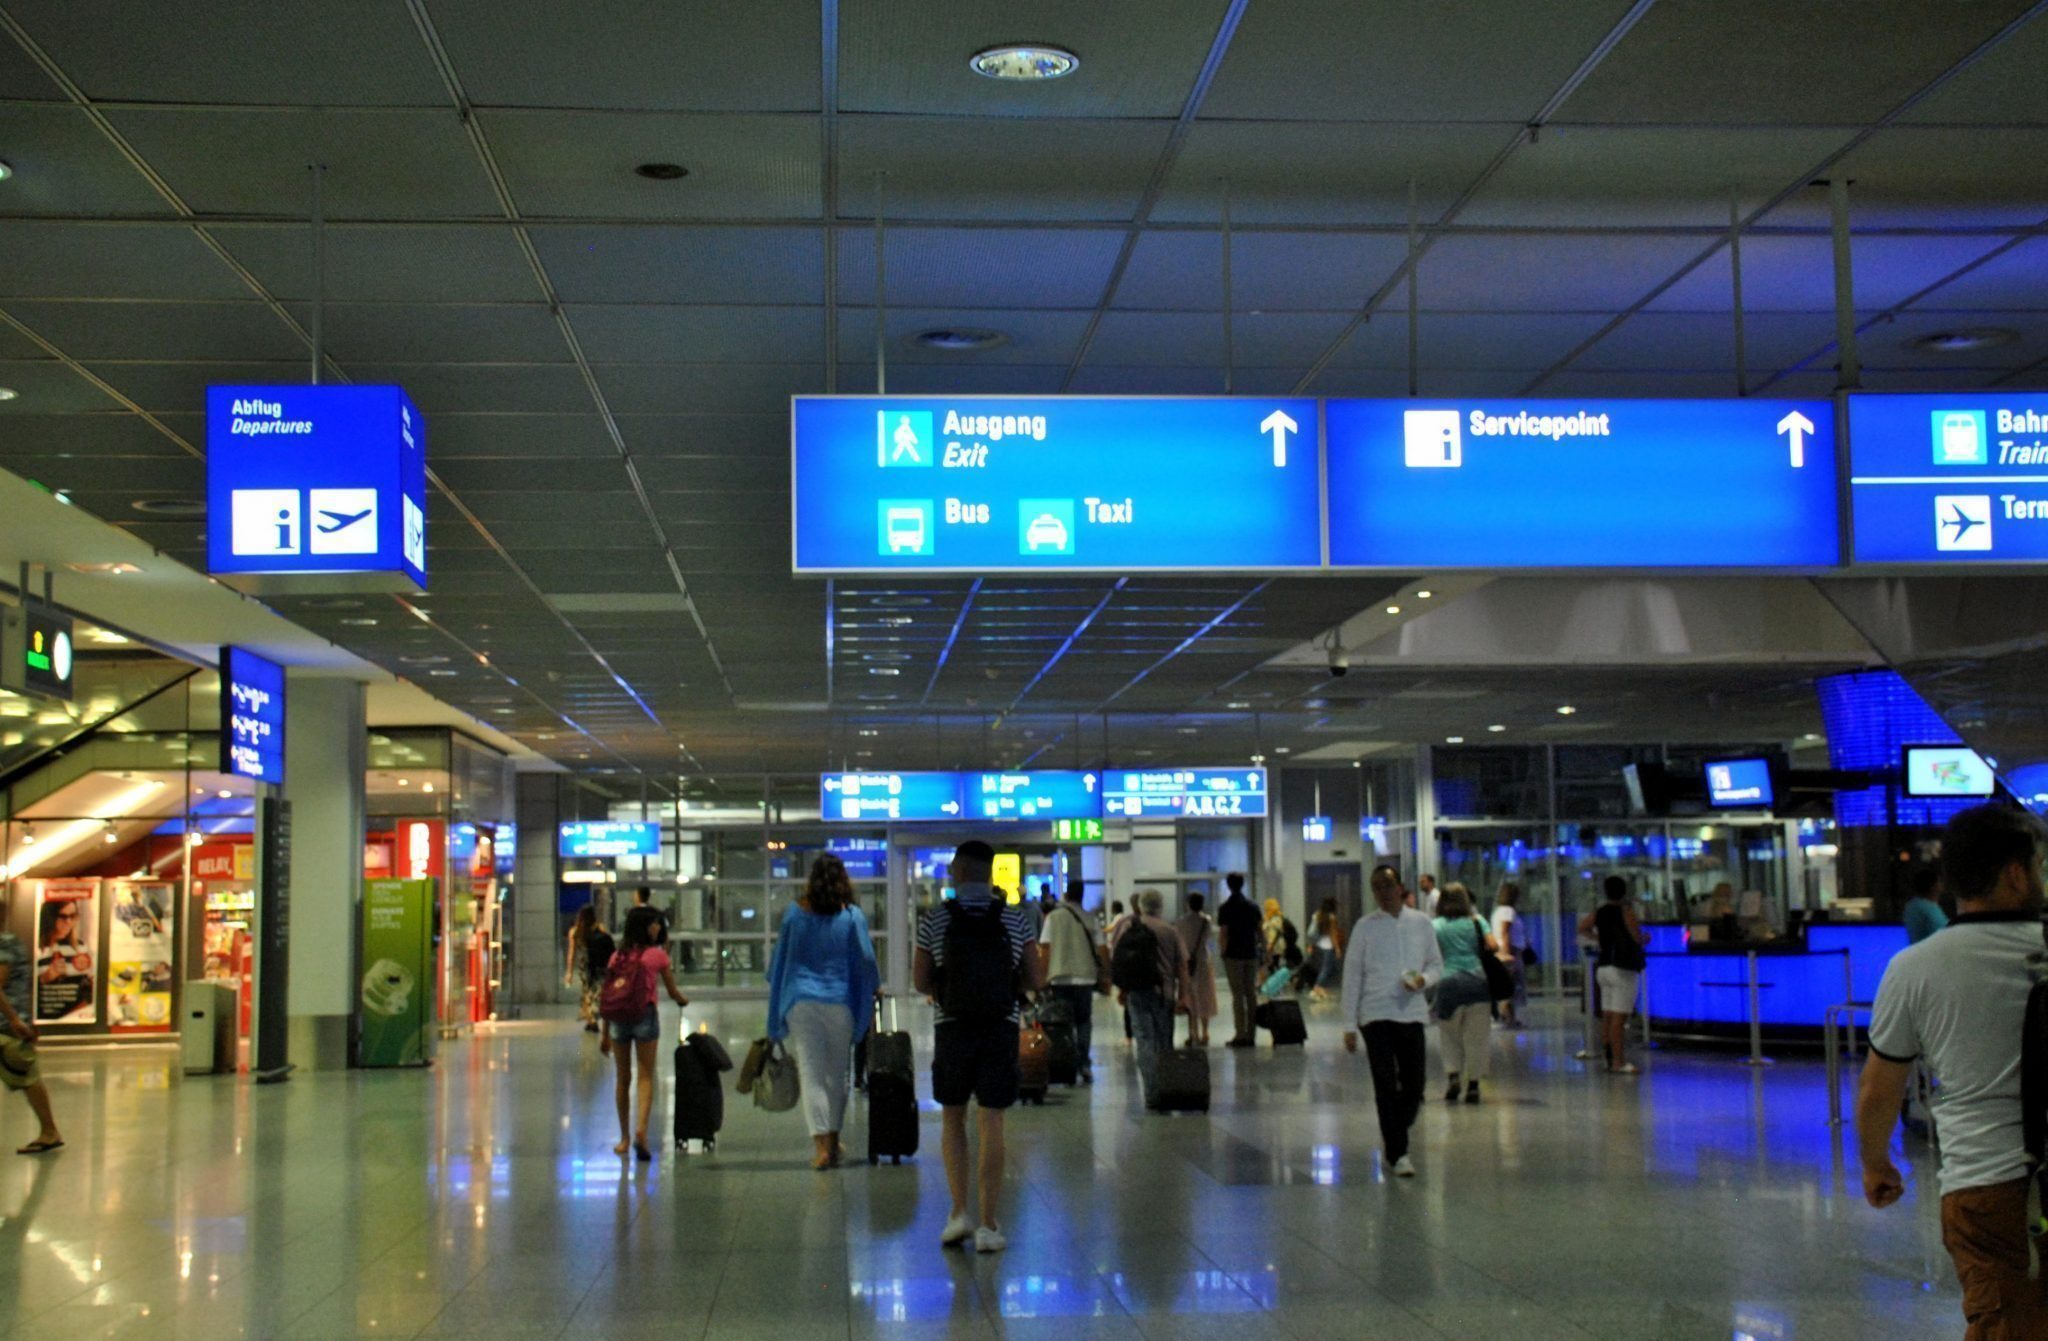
top-left (1260, 409), bottom-right (1298, 467)
top-left (1776, 410), bottom-right (1815, 468)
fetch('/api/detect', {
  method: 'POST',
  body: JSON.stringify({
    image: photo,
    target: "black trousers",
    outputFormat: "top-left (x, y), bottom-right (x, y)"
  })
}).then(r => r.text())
top-left (1361, 1020), bottom-right (1426, 1162)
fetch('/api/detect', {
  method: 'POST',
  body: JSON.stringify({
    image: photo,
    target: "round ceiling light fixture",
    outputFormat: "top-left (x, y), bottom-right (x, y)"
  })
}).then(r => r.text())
top-left (1907, 327), bottom-right (2018, 354)
top-left (0, 162), bottom-right (13, 183)
top-left (0, 387), bottom-right (17, 402)
top-left (634, 162), bottom-right (689, 180)
top-left (130, 498), bottom-right (208, 517)
top-left (914, 327), bottom-right (1008, 352)
top-left (969, 44), bottom-right (1080, 81)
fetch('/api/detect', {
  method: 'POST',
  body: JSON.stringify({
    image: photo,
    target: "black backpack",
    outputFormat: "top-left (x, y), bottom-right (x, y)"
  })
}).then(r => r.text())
top-left (939, 903), bottom-right (1018, 1023)
top-left (584, 928), bottom-right (616, 983)
top-left (1110, 918), bottom-right (1163, 992)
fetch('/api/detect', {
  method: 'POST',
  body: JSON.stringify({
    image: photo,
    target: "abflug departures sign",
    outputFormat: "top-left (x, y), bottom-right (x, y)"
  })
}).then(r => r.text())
top-left (206, 385), bottom-right (428, 586)
top-left (791, 396), bottom-right (1322, 574)
top-left (1324, 398), bottom-right (1840, 568)
top-left (220, 646), bottom-right (286, 785)
top-left (1848, 392), bottom-right (2048, 563)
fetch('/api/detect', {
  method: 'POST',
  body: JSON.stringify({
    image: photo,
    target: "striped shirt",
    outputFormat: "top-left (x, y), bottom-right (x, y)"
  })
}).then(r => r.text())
top-left (916, 885), bottom-right (1036, 1025)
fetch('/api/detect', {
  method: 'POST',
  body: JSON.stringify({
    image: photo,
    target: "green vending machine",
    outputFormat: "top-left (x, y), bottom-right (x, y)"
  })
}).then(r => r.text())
top-left (359, 878), bottom-right (435, 1067)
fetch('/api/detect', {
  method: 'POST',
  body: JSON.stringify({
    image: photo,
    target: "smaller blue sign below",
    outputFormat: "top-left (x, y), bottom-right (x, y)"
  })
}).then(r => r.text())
top-left (821, 772), bottom-right (964, 822)
top-left (558, 821), bottom-right (661, 858)
top-left (219, 646), bottom-right (286, 785)
top-left (206, 384), bottom-right (428, 588)
top-left (967, 771), bottom-right (1102, 821)
top-left (1103, 768), bottom-right (1269, 818)
top-left (1301, 816), bottom-right (1333, 843)
top-left (1849, 393), bottom-right (2048, 563)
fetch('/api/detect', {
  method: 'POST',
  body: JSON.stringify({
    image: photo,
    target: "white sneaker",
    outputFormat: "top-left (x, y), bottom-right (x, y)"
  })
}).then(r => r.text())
top-left (941, 1212), bottom-right (974, 1247)
top-left (973, 1225), bottom-right (1007, 1254)
top-left (1392, 1155), bottom-right (1416, 1179)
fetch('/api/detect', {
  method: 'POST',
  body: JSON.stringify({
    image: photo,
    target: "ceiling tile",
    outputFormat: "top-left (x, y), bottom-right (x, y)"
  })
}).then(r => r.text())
top-left (215, 225), bottom-right (541, 303)
top-left (531, 226), bottom-right (824, 304)
top-left (280, 302), bottom-right (569, 364)
top-left (569, 305), bottom-right (825, 363)
top-left (0, 411), bottom-right (192, 457)
top-left (0, 106), bottom-right (172, 216)
top-left (1083, 310), bottom-right (1351, 367)
top-left (1418, 233), bottom-right (1711, 311)
top-left (835, 227), bottom-right (1123, 307)
top-left (343, 362), bottom-right (597, 414)
top-left (1568, 310), bottom-right (1839, 373)
top-left (1330, 312), bottom-right (1616, 371)
top-left (593, 363), bottom-right (823, 415)
top-left (834, 307), bottom-right (1090, 365)
top-left (86, 360), bottom-right (302, 414)
top-left (1645, 234), bottom-right (2017, 312)
top-left (614, 414), bottom-right (786, 458)
top-left (428, 413), bottom-right (621, 459)
top-left (482, 111), bottom-right (821, 219)
top-left (1763, 128), bottom-right (2048, 229)
top-left (837, 117), bottom-right (1169, 222)
top-left (1154, 123), bottom-right (1511, 226)
top-left (4, 300), bottom-right (304, 361)
top-left (0, 223), bottom-right (252, 300)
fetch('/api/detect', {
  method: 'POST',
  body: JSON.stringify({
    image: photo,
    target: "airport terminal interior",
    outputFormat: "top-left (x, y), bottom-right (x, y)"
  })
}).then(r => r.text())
top-left (9, 2), bottom-right (2048, 1337)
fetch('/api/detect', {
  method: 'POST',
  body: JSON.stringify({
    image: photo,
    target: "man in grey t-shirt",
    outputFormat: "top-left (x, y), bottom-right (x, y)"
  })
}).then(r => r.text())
top-left (1860, 804), bottom-right (2047, 1337)
top-left (0, 932), bottom-right (63, 1154)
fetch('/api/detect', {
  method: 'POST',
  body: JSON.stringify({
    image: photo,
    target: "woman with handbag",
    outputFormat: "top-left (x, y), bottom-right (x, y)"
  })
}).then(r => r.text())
top-left (1489, 882), bottom-right (1531, 1028)
top-left (1430, 883), bottom-right (1501, 1105)
top-left (600, 906), bottom-right (689, 1162)
top-left (1173, 893), bottom-right (1218, 1047)
top-left (765, 854), bottom-right (881, 1169)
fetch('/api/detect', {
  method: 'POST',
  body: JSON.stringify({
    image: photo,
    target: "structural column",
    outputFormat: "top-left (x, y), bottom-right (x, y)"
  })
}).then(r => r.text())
top-left (512, 774), bottom-right (563, 1007)
top-left (282, 673), bottom-right (366, 1071)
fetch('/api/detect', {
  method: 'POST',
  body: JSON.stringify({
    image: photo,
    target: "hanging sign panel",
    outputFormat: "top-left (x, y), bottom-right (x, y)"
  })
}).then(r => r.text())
top-left (220, 646), bottom-right (287, 785)
top-left (965, 771), bottom-right (1101, 821)
top-left (1103, 767), bottom-right (1269, 818)
top-left (791, 396), bottom-right (1323, 574)
top-left (1847, 392), bottom-right (2048, 563)
top-left (1324, 398), bottom-right (1840, 568)
top-left (206, 385), bottom-right (428, 589)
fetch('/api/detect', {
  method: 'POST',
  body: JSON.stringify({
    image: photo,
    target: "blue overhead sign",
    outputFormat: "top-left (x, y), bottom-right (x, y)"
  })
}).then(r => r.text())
top-left (1103, 767), bottom-right (1269, 818)
top-left (1324, 398), bottom-right (1839, 568)
top-left (1848, 393), bottom-right (2048, 563)
top-left (791, 396), bottom-right (1322, 574)
top-left (821, 772), bottom-right (965, 822)
top-left (219, 646), bottom-right (286, 785)
top-left (967, 771), bottom-right (1101, 821)
top-left (558, 822), bottom-right (661, 859)
top-left (206, 385), bottom-right (428, 588)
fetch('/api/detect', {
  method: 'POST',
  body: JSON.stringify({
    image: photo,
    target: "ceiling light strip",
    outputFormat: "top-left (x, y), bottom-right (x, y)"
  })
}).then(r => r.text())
top-left (918, 579), bottom-right (983, 708)
top-left (1005, 579), bottom-right (1127, 714)
top-left (1096, 581), bottom-right (1270, 713)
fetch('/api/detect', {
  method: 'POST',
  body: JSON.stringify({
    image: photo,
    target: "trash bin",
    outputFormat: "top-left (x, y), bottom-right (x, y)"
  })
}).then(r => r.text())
top-left (181, 981), bottom-right (237, 1075)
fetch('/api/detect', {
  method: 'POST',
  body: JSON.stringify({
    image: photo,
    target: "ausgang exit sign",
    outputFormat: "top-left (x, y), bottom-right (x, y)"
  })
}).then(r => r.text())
top-left (1053, 818), bottom-right (1103, 842)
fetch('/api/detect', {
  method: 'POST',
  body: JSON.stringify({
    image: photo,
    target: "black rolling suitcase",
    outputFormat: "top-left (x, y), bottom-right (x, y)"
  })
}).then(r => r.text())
top-left (1153, 1046), bottom-right (1211, 1112)
top-left (867, 999), bottom-right (919, 1165)
top-left (1035, 998), bottom-right (1082, 1086)
top-left (1255, 997), bottom-right (1308, 1046)
top-left (674, 1029), bottom-right (732, 1151)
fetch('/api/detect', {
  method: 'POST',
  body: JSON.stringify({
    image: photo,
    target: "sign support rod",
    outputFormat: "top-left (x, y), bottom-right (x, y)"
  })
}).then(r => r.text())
top-left (1221, 178), bottom-right (1234, 395)
top-left (1406, 178), bottom-right (1419, 398)
top-left (1830, 177), bottom-right (1859, 390)
top-left (308, 163), bottom-right (326, 386)
top-left (874, 170), bottom-right (887, 396)
top-left (1730, 189), bottom-right (1747, 397)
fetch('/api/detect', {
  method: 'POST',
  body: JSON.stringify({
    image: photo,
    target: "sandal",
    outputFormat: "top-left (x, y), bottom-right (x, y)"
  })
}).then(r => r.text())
top-left (633, 1142), bottom-right (653, 1162)
top-left (16, 1139), bottom-right (63, 1155)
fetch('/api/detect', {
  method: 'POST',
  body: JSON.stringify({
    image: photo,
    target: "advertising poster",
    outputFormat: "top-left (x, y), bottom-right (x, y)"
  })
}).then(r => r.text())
top-left (360, 878), bottom-right (433, 1067)
top-left (106, 881), bottom-right (176, 1033)
top-left (32, 878), bottom-right (99, 1025)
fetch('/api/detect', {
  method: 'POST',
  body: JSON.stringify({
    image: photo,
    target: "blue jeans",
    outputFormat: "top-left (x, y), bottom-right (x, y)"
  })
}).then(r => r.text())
top-left (1126, 989), bottom-right (1174, 1107)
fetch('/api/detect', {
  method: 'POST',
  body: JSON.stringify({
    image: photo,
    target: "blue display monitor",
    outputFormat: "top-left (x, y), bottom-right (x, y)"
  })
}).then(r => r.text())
top-left (1104, 767), bottom-right (1269, 818)
top-left (966, 771), bottom-right (1102, 821)
top-left (1902, 745), bottom-right (1996, 798)
top-left (206, 385), bottom-right (428, 587)
top-left (558, 821), bottom-right (661, 858)
top-left (1324, 398), bottom-right (1839, 568)
top-left (1704, 757), bottom-right (1775, 809)
top-left (219, 646), bottom-right (286, 785)
top-left (821, 772), bottom-right (965, 822)
top-left (1847, 393), bottom-right (2048, 564)
top-left (790, 396), bottom-right (1322, 574)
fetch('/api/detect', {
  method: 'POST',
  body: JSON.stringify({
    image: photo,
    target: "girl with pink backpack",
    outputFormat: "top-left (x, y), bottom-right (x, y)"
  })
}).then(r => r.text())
top-left (599, 906), bottom-right (690, 1161)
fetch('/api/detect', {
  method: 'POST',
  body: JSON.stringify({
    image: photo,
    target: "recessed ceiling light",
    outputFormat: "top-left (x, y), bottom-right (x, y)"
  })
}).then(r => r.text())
top-left (1556, 704), bottom-right (1577, 715)
top-left (1274, 746), bottom-right (1291, 754)
top-left (1385, 605), bottom-right (1401, 615)
top-left (0, 162), bottom-right (13, 183)
top-left (970, 44), bottom-right (1080, 80)
top-left (339, 617), bottom-right (380, 627)
top-left (401, 654), bottom-right (450, 665)
top-left (634, 162), bottom-right (689, 180)
top-left (1907, 327), bottom-right (2018, 353)
top-left (857, 728), bottom-right (879, 737)
top-left (1416, 590), bottom-right (1433, 599)
top-left (1445, 736), bottom-right (1464, 744)
top-left (422, 783), bottom-right (435, 793)
top-left (65, 562), bottom-right (141, 576)
top-left (1487, 724), bottom-right (1507, 733)
top-left (1249, 753), bottom-right (1266, 765)
top-left (398, 778), bottom-right (410, 787)
top-left (868, 667), bottom-right (902, 677)
top-left (0, 387), bottom-right (17, 401)
top-left (130, 498), bottom-right (207, 517)
top-left (426, 669), bottom-right (459, 677)
top-left (914, 328), bottom-right (1008, 352)
top-left (1226, 700), bottom-right (1250, 710)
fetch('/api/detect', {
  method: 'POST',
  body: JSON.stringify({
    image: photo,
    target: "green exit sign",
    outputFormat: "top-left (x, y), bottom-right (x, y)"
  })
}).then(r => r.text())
top-left (1054, 819), bottom-right (1103, 842)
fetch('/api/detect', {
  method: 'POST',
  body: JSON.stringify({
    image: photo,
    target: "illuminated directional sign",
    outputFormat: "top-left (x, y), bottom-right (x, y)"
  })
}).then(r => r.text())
top-left (1053, 818), bottom-right (1104, 842)
top-left (557, 822), bottom-right (661, 858)
top-left (206, 385), bottom-right (428, 589)
top-left (1847, 393), bottom-right (2048, 563)
top-left (791, 396), bottom-right (1322, 573)
top-left (219, 646), bottom-right (286, 785)
top-left (820, 772), bottom-right (965, 822)
top-left (1324, 398), bottom-right (1839, 568)
top-left (1103, 768), bottom-right (1269, 818)
top-left (966, 771), bottom-right (1102, 821)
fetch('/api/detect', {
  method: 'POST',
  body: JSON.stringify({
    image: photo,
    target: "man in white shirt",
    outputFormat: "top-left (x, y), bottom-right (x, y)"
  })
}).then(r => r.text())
top-left (1342, 864), bottom-right (1445, 1177)
top-left (1859, 804), bottom-right (2047, 1338)
top-left (1416, 873), bottom-right (1440, 916)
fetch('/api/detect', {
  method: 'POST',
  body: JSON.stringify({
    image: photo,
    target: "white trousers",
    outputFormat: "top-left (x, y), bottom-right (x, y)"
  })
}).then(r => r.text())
top-left (1439, 1002), bottom-right (1492, 1080)
top-left (785, 1000), bottom-right (854, 1136)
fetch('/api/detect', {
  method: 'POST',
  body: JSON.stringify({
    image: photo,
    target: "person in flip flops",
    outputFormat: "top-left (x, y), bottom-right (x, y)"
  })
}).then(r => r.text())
top-left (0, 931), bottom-right (62, 1155)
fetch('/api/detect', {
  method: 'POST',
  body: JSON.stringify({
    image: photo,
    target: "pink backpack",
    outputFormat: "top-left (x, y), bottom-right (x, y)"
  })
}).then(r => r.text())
top-left (597, 947), bottom-right (654, 1022)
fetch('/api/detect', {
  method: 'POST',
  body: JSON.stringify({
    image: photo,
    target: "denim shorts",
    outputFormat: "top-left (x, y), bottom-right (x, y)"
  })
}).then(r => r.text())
top-left (608, 1008), bottom-right (661, 1044)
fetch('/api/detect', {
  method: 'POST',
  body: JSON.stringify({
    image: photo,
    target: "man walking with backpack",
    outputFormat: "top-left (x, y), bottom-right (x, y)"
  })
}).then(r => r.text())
top-left (914, 840), bottom-right (1043, 1253)
top-left (1859, 804), bottom-right (2048, 1338)
top-left (1040, 877), bottom-right (1105, 1084)
top-left (1109, 890), bottom-right (1191, 1110)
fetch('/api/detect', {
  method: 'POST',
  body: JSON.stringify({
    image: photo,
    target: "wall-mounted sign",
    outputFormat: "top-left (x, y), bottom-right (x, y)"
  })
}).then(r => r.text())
top-left (1847, 393), bottom-right (2048, 563)
top-left (219, 646), bottom-right (286, 785)
top-left (1301, 816), bottom-right (1334, 843)
top-left (556, 820), bottom-right (661, 858)
top-left (1103, 768), bottom-right (1269, 818)
top-left (3, 601), bottom-right (74, 700)
top-left (1052, 818), bottom-right (1104, 842)
top-left (205, 385), bottom-right (427, 590)
top-left (1324, 398), bottom-right (1839, 568)
top-left (792, 396), bottom-right (1323, 574)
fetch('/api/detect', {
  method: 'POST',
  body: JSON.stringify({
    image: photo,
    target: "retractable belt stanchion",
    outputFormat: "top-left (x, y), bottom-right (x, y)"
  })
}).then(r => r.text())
top-left (1739, 951), bottom-right (1773, 1068)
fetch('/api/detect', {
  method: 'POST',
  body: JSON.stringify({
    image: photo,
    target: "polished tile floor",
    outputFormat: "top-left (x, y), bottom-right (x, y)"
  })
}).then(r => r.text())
top-left (0, 999), bottom-right (1963, 1340)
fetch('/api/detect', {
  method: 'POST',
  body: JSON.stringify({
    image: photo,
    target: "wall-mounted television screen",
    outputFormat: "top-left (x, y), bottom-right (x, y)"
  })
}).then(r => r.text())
top-left (1704, 757), bottom-right (1775, 809)
top-left (1902, 745), bottom-right (1996, 798)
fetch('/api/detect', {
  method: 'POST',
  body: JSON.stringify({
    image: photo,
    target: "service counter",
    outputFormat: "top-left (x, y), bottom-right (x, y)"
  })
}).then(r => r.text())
top-left (1635, 922), bottom-right (1906, 1041)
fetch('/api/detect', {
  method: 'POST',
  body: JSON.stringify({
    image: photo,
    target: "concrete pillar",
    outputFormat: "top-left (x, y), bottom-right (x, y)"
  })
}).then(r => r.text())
top-left (512, 774), bottom-right (563, 1007)
top-left (282, 673), bottom-right (365, 1071)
